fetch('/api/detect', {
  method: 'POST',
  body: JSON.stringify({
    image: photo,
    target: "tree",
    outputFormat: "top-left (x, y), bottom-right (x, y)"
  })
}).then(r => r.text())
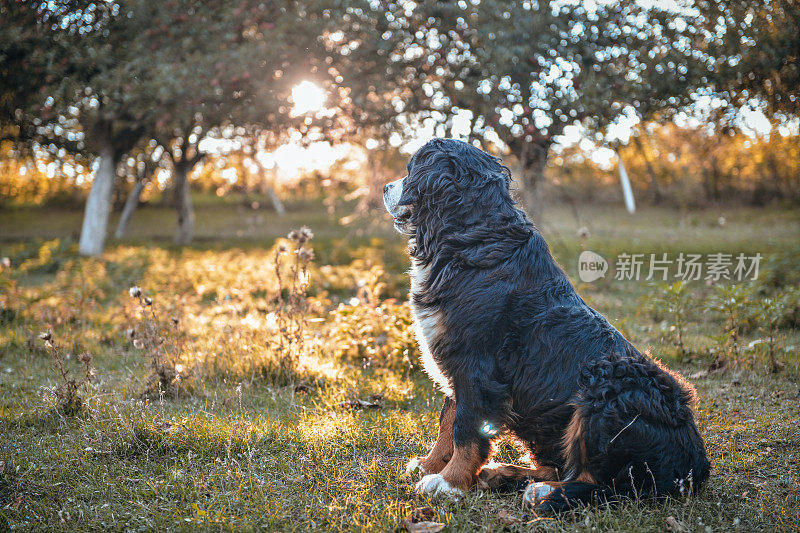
top-left (697, 0), bottom-right (800, 117)
top-left (0, 1), bottom-right (84, 147)
top-left (145, 0), bottom-right (334, 244)
top-left (4, 1), bottom-right (335, 251)
top-left (3, 1), bottom-right (157, 255)
top-left (423, 0), bottom-right (712, 215)
top-left (303, 1), bottom-right (436, 215)
top-left (114, 141), bottom-right (162, 239)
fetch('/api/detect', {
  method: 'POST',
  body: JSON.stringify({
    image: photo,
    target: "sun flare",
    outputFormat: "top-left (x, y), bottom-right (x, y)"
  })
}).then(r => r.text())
top-left (291, 80), bottom-right (326, 115)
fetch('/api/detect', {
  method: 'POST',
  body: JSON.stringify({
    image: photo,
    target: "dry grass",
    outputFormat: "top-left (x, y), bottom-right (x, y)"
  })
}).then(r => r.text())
top-left (0, 199), bottom-right (798, 531)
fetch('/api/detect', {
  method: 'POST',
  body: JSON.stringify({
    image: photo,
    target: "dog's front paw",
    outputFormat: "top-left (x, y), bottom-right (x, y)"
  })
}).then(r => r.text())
top-left (405, 457), bottom-right (426, 478)
top-left (415, 474), bottom-right (463, 498)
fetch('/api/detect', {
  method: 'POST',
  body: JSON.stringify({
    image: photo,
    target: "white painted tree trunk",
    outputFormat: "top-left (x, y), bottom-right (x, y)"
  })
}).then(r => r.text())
top-left (114, 179), bottom-right (146, 239)
top-left (78, 142), bottom-right (118, 256)
top-left (174, 162), bottom-right (195, 245)
top-left (618, 156), bottom-right (636, 214)
top-left (265, 185), bottom-right (285, 215)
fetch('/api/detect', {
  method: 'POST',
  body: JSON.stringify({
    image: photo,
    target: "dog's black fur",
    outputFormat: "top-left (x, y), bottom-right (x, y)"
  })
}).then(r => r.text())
top-left (392, 138), bottom-right (709, 511)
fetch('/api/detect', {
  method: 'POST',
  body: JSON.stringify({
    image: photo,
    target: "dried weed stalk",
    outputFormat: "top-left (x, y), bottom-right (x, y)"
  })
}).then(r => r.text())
top-left (271, 226), bottom-right (314, 382)
top-left (128, 287), bottom-right (189, 397)
top-left (40, 331), bottom-right (93, 415)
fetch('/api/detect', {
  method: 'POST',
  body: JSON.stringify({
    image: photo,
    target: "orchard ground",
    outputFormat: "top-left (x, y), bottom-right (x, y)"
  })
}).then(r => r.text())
top-left (1, 197), bottom-right (799, 531)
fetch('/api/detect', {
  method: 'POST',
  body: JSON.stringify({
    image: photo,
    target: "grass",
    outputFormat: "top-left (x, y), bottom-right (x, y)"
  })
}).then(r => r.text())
top-left (1, 198), bottom-right (799, 531)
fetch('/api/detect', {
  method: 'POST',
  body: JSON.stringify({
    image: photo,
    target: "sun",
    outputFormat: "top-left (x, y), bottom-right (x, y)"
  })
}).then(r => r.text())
top-left (291, 81), bottom-right (326, 115)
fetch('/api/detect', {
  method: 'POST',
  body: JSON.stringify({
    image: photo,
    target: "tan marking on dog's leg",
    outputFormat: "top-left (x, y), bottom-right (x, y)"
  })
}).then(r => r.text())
top-left (439, 442), bottom-right (487, 490)
top-left (478, 463), bottom-right (559, 489)
top-left (562, 408), bottom-right (595, 482)
top-left (406, 398), bottom-right (455, 477)
top-left (416, 442), bottom-right (488, 497)
top-left (419, 397), bottom-right (455, 473)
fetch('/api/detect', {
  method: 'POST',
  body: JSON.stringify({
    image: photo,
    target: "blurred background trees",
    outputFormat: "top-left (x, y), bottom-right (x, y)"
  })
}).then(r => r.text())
top-left (1, 0), bottom-right (798, 254)
top-left (422, 0), bottom-right (714, 215)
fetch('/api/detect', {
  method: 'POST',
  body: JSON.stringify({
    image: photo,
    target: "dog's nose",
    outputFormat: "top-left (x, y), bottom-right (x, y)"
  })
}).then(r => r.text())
top-left (383, 184), bottom-right (389, 194)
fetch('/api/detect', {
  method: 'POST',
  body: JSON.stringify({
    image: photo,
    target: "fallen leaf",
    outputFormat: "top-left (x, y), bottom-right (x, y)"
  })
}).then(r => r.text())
top-left (666, 516), bottom-right (686, 532)
top-left (294, 383), bottom-right (312, 393)
top-left (157, 421), bottom-right (187, 434)
top-left (402, 518), bottom-right (445, 533)
top-left (0, 460), bottom-right (4, 474)
top-left (411, 507), bottom-right (436, 522)
top-left (11, 495), bottom-right (23, 510)
top-left (498, 509), bottom-right (521, 526)
top-left (114, 476), bottom-right (141, 483)
top-left (339, 398), bottom-right (381, 410)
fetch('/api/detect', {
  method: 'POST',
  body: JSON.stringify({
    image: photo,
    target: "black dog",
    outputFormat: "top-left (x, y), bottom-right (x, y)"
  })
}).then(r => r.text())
top-left (383, 138), bottom-right (709, 512)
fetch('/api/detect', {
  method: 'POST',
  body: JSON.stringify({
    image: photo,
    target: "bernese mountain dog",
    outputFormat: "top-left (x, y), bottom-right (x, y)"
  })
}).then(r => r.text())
top-left (383, 138), bottom-right (709, 512)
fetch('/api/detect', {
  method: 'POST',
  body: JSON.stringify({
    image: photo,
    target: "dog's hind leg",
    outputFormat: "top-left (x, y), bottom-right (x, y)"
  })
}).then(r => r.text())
top-left (523, 480), bottom-right (610, 513)
top-left (405, 396), bottom-right (455, 477)
top-left (478, 463), bottom-right (559, 491)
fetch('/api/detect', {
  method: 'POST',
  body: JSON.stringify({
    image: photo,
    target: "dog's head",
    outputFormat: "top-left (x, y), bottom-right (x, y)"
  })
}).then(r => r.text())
top-left (383, 138), bottom-right (517, 242)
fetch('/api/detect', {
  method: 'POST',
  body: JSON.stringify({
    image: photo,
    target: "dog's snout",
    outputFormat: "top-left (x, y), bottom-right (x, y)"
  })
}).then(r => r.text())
top-left (383, 184), bottom-right (390, 194)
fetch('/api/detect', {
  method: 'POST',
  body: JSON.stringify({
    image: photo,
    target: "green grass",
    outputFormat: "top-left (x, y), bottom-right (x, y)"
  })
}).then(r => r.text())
top-left (1, 199), bottom-right (799, 531)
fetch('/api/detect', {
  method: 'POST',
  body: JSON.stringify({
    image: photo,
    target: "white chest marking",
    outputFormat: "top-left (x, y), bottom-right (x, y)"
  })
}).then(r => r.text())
top-left (410, 261), bottom-right (452, 395)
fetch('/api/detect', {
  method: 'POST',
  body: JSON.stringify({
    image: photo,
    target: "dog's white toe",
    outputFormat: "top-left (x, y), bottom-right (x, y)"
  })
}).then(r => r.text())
top-left (415, 473), bottom-right (463, 498)
top-left (405, 457), bottom-right (426, 477)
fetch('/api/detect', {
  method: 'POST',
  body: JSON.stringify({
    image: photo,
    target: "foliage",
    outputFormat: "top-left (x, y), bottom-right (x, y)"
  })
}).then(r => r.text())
top-left (409, 0), bottom-right (714, 211)
top-left (653, 281), bottom-right (693, 360)
top-left (553, 122), bottom-right (800, 206)
top-left (706, 284), bottom-right (753, 368)
top-left (696, 0), bottom-right (800, 117)
top-left (0, 142), bottom-right (91, 207)
top-left (328, 299), bottom-right (416, 374)
top-left (750, 295), bottom-right (789, 373)
top-left (315, 1), bottom-right (432, 145)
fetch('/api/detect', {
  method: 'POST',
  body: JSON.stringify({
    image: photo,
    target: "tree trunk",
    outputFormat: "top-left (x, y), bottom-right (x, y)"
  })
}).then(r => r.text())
top-left (517, 141), bottom-right (549, 224)
top-left (114, 179), bottom-right (146, 239)
top-left (257, 166), bottom-right (285, 215)
top-left (265, 185), bottom-right (285, 215)
top-left (78, 139), bottom-right (118, 256)
top-left (174, 161), bottom-right (195, 245)
top-left (632, 134), bottom-right (662, 204)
